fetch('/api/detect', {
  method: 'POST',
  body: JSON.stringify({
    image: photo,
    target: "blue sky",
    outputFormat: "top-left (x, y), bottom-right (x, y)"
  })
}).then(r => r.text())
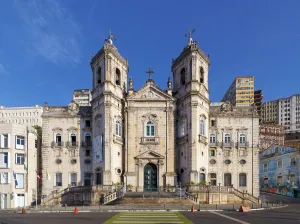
top-left (0, 0), bottom-right (299, 107)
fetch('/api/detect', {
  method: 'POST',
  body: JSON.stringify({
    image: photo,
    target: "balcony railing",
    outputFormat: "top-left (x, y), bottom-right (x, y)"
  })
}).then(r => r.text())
top-left (81, 141), bottom-right (92, 147)
top-left (222, 141), bottom-right (234, 147)
top-left (236, 141), bottom-right (249, 148)
top-left (141, 137), bottom-right (159, 145)
top-left (209, 141), bottom-right (219, 147)
top-left (198, 135), bottom-right (208, 145)
top-left (51, 141), bottom-right (64, 148)
top-left (66, 141), bottom-right (79, 148)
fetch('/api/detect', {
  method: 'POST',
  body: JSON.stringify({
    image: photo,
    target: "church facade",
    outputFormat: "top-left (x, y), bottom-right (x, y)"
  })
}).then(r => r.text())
top-left (40, 34), bottom-right (259, 197)
top-left (91, 36), bottom-right (211, 191)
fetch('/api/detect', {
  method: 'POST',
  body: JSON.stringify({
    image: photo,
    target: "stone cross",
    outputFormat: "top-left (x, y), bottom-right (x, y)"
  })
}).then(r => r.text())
top-left (146, 68), bottom-right (155, 80)
top-left (108, 29), bottom-right (116, 41)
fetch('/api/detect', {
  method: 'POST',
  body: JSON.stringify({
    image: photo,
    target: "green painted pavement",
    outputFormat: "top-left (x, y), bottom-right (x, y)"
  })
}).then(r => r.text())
top-left (104, 212), bottom-right (192, 224)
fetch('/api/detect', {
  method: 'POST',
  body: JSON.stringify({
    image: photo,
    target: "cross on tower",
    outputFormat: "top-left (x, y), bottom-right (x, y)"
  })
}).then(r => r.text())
top-left (146, 68), bottom-right (155, 80)
top-left (108, 29), bottom-right (117, 41)
top-left (185, 28), bottom-right (195, 39)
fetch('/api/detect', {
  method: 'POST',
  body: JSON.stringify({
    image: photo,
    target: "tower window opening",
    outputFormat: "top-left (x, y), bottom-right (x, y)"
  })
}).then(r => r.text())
top-left (180, 68), bottom-right (185, 85)
top-left (200, 67), bottom-right (204, 83)
top-left (116, 68), bottom-right (121, 86)
top-left (97, 67), bottom-right (102, 84)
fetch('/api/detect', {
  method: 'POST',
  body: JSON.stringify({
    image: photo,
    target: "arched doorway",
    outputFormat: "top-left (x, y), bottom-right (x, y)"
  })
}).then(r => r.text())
top-left (144, 163), bottom-right (157, 192)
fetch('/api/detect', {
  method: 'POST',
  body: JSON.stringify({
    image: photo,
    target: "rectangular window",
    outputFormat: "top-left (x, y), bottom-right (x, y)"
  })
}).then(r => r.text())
top-left (84, 173), bottom-right (92, 186)
top-left (239, 173), bottom-right (247, 187)
top-left (16, 136), bottom-right (25, 149)
top-left (277, 160), bottom-right (283, 168)
top-left (56, 173), bottom-right (62, 186)
top-left (70, 173), bottom-right (77, 186)
top-left (210, 150), bottom-right (215, 157)
top-left (15, 154), bottom-right (25, 165)
top-left (291, 157), bottom-right (296, 166)
top-left (3, 134), bottom-right (8, 148)
top-left (1, 172), bottom-right (8, 184)
top-left (85, 120), bottom-right (91, 127)
top-left (211, 120), bottom-right (215, 127)
top-left (86, 150), bottom-right (90, 157)
top-left (210, 173), bottom-right (217, 186)
top-left (16, 173), bottom-right (24, 189)
top-left (0, 152), bottom-right (8, 168)
top-left (277, 176), bottom-right (283, 185)
top-left (263, 163), bottom-right (268, 171)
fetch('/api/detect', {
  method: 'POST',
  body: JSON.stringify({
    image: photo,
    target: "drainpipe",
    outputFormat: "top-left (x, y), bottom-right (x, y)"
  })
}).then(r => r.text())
top-left (252, 106), bottom-right (254, 196)
top-left (165, 104), bottom-right (168, 187)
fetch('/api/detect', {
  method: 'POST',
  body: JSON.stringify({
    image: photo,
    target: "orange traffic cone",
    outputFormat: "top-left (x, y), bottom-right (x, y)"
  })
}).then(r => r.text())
top-left (74, 206), bottom-right (78, 214)
top-left (191, 205), bottom-right (194, 213)
top-left (22, 207), bottom-right (26, 214)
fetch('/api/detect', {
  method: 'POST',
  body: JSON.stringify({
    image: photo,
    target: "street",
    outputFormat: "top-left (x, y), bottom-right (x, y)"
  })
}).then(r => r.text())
top-left (0, 193), bottom-right (299, 224)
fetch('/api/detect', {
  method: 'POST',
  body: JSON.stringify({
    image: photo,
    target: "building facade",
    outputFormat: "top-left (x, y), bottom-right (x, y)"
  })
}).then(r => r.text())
top-left (40, 102), bottom-right (92, 197)
top-left (254, 89), bottom-right (263, 119)
top-left (208, 102), bottom-right (260, 196)
top-left (222, 76), bottom-right (254, 107)
top-left (73, 89), bottom-right (92, 106)
top-left (0, 105), bottom-right (43, 127)
top-left (262, 94), bottom-right (300, 134)
top-left (260, 145), bottom-right (300, 198)
top-left (0, 124), bottom-right (38, 208)
top-left (259, 124), bottom-right (285, 152)
top-left (38, 34), bottom-right (260, 198)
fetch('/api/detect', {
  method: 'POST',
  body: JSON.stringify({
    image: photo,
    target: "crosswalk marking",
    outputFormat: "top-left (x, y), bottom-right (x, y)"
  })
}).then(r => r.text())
top-left (105, 212), bottom-right (191, 224)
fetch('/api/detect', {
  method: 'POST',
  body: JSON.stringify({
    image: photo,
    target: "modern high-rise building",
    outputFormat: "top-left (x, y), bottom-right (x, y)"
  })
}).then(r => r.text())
top-left (254, 90), bottom-right (263, 119)
top-left (262, 94), bottom-right (300, 134)
top-left (222, 76), bottom-right (254, 107)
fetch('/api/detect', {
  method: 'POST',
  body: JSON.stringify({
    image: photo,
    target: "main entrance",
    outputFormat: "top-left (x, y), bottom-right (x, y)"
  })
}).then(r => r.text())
top-left (144, 163), bottom-right (157, 191)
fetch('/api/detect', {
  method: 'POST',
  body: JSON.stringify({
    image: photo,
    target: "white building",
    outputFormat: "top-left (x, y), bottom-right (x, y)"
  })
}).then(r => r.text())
top-left (0, 124), bottom-right (38, 208)
top-left (0, 105), bottom-right (43, 127)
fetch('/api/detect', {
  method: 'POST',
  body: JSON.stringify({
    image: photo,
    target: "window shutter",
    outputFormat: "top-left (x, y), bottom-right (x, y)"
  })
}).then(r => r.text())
top-left (7, 134), bottom-right (11, 148)
top-left (0, 134), bottom-right (4, 148)
top-left (7, 152), bottom-right (10, 168)
top-left (53, 173), bottom-right (56, 186)
top-left (7, 172), bottom-right (11, 184)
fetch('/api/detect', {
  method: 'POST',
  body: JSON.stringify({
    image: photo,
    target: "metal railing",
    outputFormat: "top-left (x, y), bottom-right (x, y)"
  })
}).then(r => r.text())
top-left (51, 141), bottom-right (64, 147)
top-left (81, 141), bottom-right (92, 147)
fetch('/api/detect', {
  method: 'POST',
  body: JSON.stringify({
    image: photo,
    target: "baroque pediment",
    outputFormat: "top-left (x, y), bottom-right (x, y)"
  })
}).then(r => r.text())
top-left (127, 81), bottom-right (174, 101)
top-left (135, 150), bottom-right (165, 159)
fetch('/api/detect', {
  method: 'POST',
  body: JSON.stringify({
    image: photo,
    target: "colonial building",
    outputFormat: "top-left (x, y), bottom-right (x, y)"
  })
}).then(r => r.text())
top-left (260, 145), bottom-right (300, 198)
top-left (40, 102), bottom-right (92, 197)
top-left (209, 102), bottom-right (260, 196)
top-left (40, 33), bottom-right (260, 199)
top-left (0, 124), bottom-right (38, 208)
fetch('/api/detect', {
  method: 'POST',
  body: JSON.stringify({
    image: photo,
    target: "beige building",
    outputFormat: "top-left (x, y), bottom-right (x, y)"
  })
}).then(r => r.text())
top-left (0, 124), bottom-right (38, 208)
top-left (259, 124), bottom-right (285, 151)
top-left (222, 76), bottom-right (254, 107)
top-left (73, 89), bottom-right (92, 106)
top-left (209, 102), bottom-right (260, 197)
top-left (40, 102), bottom-right (92, 197)
top-left (0, 105), bottom-right (43, 127)
top-left (40, 33), bottom-right (259, 199)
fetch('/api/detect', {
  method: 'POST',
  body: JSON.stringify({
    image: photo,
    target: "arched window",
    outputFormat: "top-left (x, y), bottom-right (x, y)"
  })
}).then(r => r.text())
top-left (146, 121), bottom-right (155, 137)
top-left (116, 68), bottom-right (121, 86)
top-left (224, 134), bottom-right (231, 143)
top-left (97, 67), bottom-right (101, 84)
top-left (239, 173), bottom-right (247, 187)
top-left (200, 67), bottom-right (204, 83)
top-left (180, 68), bottom-right (185, 85)
top-left (178, 120), bottom-right (185, 137)
top-left (200, 120), bottom-right (205, 136)
top-left (199, 173), bottom-right (206, 183)
top-left (210, 134), bottom-right (216, 144)
top-left (56, 133), bottom-right (62, 146)
top-left (116, 120), bottom-right (122, 137)
top-left (70, 133), bottom-right (76, 146)
top-left (239, 134), bottom-right (246, 143)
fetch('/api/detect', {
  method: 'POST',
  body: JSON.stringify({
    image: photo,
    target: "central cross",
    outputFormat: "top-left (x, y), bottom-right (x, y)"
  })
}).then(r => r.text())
top-left (185, 28), bottom-right (195, 39)
top-left (146, 68), bottom-right (155, 80)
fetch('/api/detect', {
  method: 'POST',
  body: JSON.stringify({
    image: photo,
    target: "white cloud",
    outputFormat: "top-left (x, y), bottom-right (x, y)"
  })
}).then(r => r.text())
top-left (14, 0), bottom-right (82, 64)
top-left (0, 64), bottom-right (9, 75)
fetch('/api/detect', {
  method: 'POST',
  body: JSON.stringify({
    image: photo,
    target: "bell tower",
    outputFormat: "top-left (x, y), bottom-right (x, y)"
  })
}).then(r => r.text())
top-left (172, 29), bottom-right (210, 185)
top-left (90, 31), bottom-right (129, 185)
